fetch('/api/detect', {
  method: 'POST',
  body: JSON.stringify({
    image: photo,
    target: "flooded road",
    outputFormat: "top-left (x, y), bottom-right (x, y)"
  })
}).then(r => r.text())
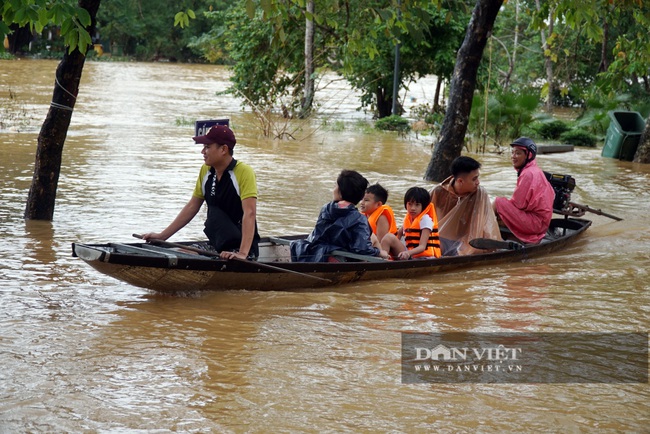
top-left (1, 59), bottom-right (649, 432)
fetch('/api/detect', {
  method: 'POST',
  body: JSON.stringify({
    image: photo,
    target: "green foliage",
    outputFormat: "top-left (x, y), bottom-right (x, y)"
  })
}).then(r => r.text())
top-left (535, 119), bottom-right (571, 140)
top-left (485, 1), bottom-right (606, 97)
top-left (409, 103), bottom-right (432, 121)
top-left (341, 23), bottom-right (401, 118)
top-left (469, 88), bottom-right (541, 147)
top-left (186, 3), bottom-right (235, 65)
top-left (600, 7), bottom-right (650, 93)
top-left (98, 0), bottom-right (216, 61)
top-left (212, 4), bottom-right (305, 113)
top-left (483, 0), bottom-right (649, 121)
top-left (174, 9), bottom-right (196, 28)
top-left (469, 0), bottom-right (648, 148)
top-left (1, 0), bottom-right (93, 54)
top-left (559, 129), bottom-right (598, 147)
top-left (219, 0), bottom-right (466, 120)
top-left (573, 88), bottom-right (638, 135)
top-left (409, 103), bottom-right (443, 128)
top-left (339, 1), bottom-right (468, 118)
top-left (189, 2), bottom-right (327, 137)
top-left (374, 115), bottom-right (410, 132)
top-left (424, 111), bottom-right (443, 126)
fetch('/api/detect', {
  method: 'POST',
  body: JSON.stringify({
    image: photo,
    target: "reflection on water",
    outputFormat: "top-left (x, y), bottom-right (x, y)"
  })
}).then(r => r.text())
top-left (492, 265), bottom-right (550, 330)
top-left (23, 220), bottom-right (57, 264)
top-left (1, 59), bottom-right (649, 432)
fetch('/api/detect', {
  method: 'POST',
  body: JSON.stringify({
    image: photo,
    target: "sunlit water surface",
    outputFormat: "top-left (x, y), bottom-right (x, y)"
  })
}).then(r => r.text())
top-left (1, 59), bottom-right (649, 432)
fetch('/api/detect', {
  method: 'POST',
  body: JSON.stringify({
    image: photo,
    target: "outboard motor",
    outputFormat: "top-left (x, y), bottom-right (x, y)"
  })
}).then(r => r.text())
top-left (544, 171), bottom-right (576, 213)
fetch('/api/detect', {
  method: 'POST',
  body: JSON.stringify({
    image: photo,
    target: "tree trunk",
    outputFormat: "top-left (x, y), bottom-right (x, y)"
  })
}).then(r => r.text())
top-left (503, 0), bottom-right (520, 90)
top-left (424, 0), bottom-right (504, 182)
top-left (376, 87), bottom-right (393, 118)
top-left (633, 115), bottom-right (650, 164)
top-left (432, 78), bottom-right (442, 112)
top-left (536, 0), bottom-right (555, 111)
top-left (299, 0), bottom-right (315, 119)
top-left (542, 53), bottom-right (554, 110)
top-left (598, 11), bottom-right (609, 73)
top-left (6, 24), bottom-right (33, 53)
top-left (24, 0), bottom-right (101, 221)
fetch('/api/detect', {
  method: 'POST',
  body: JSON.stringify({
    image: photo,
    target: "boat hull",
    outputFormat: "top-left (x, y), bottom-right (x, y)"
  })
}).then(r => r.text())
top-left (73, 218), bottom-right (591, 293)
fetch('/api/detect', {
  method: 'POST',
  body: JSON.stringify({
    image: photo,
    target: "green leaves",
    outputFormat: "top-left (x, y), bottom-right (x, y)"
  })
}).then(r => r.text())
top-left (0, 22), bottom-right (10, 38)
top-left (77, 7), bottom-right (92, 27)
top-left (1, 0), bottom-right (95, 54)
top-left (470, 88), bottom-right (541, 144)
top-left (174, 9), bottom-right (196, 28)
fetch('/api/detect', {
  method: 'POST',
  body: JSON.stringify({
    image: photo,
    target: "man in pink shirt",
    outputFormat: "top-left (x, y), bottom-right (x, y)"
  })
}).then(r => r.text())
top-left (493, 137), bottom-right (556, 244)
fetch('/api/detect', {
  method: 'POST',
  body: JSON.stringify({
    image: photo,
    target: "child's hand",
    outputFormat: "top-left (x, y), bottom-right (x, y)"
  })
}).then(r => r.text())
top-left (379, 249), bottom-right (389, 259)
top-left (397, 250), bottom-right (411, 260)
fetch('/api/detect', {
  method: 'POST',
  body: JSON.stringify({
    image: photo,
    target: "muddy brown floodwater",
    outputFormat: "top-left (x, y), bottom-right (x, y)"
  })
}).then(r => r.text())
top-left (1, 59), bottom-right (648, 432)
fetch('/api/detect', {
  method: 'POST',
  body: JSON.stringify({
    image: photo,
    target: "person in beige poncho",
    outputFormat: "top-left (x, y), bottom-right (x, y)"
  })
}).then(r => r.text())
top-left (430, 156), bottom-right (502, 255)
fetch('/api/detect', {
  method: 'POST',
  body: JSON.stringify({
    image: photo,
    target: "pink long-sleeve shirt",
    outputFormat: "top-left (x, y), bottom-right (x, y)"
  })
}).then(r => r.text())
top-left (494, 160), bottom-right (555, 244)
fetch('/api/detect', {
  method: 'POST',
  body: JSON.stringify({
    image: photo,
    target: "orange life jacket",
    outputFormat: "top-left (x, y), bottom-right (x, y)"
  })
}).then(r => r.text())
top-left (402, 203), bottom-right (441, 258)
top-left (366, 205), bottom-right (398, 237)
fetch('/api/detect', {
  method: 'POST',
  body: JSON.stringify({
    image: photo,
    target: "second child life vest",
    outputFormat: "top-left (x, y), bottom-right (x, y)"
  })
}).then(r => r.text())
top-left (402, 203), bottom-right (442, 258)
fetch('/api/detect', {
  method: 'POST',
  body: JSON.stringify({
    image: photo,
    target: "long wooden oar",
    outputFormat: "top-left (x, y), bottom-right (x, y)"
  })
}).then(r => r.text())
top-left (132, 234), bottom-right (331, 282)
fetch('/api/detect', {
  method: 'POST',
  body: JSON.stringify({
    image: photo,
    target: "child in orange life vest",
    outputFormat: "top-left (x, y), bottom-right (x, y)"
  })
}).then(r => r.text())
top-left (381, 187), bottom-right (442, 259)
top-left (359, 183), bottom-right (398, 246)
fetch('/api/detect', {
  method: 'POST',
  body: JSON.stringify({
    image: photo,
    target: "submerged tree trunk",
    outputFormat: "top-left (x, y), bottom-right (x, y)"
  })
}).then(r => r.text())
top-left (376, 87), bottom-right (393, 118)
top-left (424, 0), bottom-right (504, 182)
top-left (633, 115), bottom-right (650, 164)
top-left (24, 0), bottom-right (101, 220)
top-left (299, 0), bottom-right (315, 119)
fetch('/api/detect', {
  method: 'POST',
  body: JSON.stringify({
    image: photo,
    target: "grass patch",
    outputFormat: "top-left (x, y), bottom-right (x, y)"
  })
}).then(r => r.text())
top-left (175, 117), bottom-right (195, 127)
top-left (560, 129), bottom-right (598, 147)
top-left (0, 89), bottom-right (33, 131)
top-left (375, 115), bottom-right (411, 133)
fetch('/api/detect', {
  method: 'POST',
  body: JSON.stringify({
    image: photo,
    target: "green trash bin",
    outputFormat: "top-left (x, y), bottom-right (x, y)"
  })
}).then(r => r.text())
top-left (601, 111), bottom-right (646, 161)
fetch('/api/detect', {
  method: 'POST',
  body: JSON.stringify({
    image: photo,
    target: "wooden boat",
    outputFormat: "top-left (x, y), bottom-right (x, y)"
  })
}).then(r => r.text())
top-left (72, 217), bottom-right (591, 293)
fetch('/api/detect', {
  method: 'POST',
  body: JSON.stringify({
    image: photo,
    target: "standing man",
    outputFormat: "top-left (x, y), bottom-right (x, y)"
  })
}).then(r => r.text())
top-left (430, 156), bottom-right (501, 255)
top-left (493, 137), bottom-right (555, 244)
top-left (142, 125), bottom-right (259, 260)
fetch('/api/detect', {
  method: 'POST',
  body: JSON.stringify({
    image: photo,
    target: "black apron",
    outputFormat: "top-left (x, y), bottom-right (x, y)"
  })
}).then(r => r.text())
top-left (203, 159), bottom-right (259, 256)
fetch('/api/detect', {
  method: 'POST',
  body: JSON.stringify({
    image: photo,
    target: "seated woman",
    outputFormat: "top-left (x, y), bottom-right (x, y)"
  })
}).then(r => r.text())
top-left (493, 137), bottom-right (555, 244)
